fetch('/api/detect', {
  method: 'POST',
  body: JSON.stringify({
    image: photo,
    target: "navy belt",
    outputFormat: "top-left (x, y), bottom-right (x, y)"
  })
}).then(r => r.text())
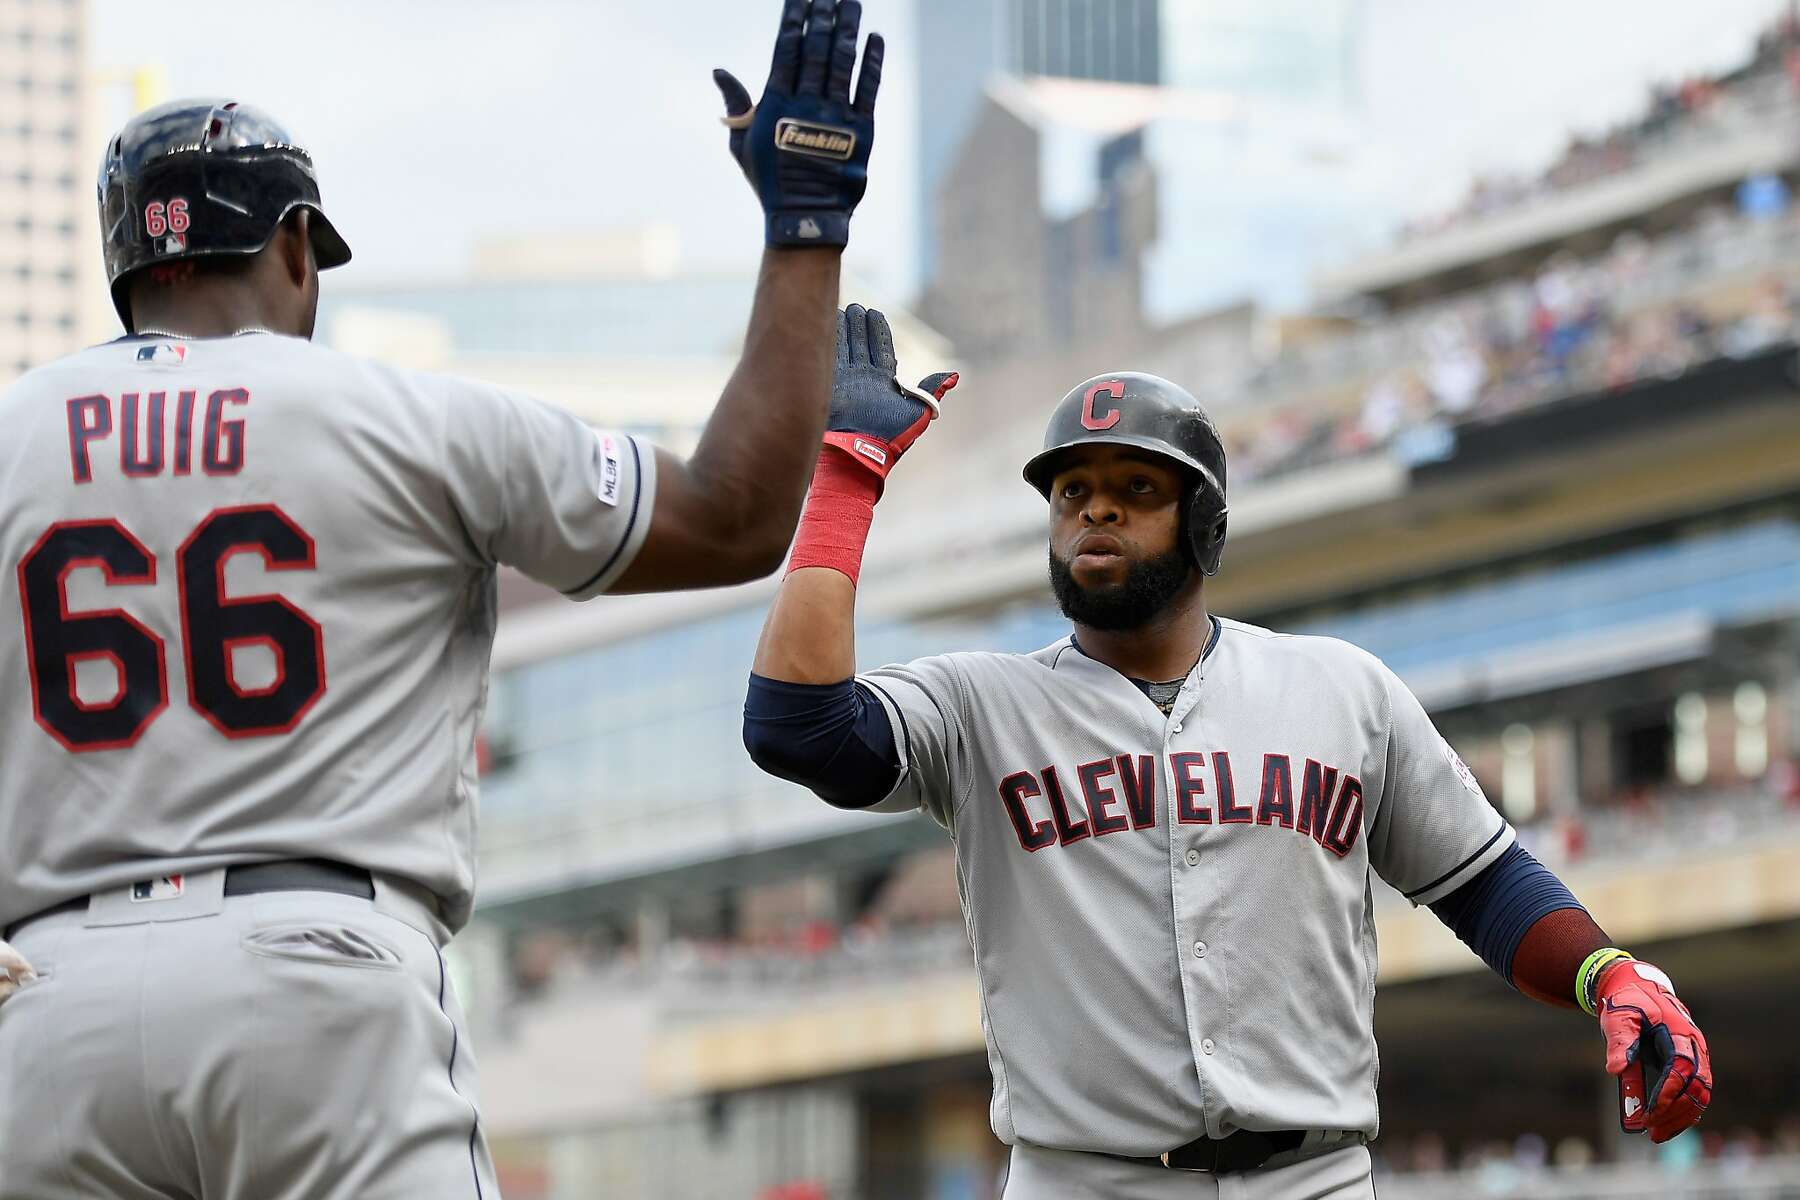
top-left (3, 859), bottom-right (374, 941)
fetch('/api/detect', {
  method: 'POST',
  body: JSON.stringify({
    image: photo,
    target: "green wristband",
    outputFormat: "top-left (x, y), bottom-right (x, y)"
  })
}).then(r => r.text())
top-left (1577, 947), bottom-right (1634, 1017)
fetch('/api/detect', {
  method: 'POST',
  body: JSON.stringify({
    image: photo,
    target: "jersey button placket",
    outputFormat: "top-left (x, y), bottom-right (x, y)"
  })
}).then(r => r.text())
top-left (1165, 672), bottom-right (1221, 1103)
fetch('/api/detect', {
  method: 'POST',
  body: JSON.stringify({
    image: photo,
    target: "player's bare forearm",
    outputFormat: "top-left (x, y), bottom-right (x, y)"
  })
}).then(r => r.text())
top-left (754, 565), bottom-right (857, 682)
top-left (688, 246), bottom-right (840, 551)
top-left (611, 248), bottom-right (839, 592)
top-left (1510, 906), bottom-right (1612, 1009)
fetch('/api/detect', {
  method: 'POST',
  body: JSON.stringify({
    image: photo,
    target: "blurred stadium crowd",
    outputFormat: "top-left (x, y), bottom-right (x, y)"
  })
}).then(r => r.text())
top-left (1230, 202), bottom-right (1800, 485)
top-left (1399, 10), bottom-right (1800, 240)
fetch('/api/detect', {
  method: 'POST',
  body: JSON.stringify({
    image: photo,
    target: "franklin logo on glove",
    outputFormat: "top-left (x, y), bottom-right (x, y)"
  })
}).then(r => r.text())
top-left (775, 118), bottom-right (856, 160)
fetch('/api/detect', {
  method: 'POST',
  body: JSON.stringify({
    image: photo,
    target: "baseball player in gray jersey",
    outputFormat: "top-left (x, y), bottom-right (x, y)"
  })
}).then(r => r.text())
top-left (0, 4), bottom-right (885, 1195)
top-left (743, 312), bottom-right (1715, 1198)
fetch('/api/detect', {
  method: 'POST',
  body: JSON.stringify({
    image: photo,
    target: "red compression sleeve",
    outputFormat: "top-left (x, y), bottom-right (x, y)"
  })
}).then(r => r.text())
top-left (787, 446), bottom-right (881, 585)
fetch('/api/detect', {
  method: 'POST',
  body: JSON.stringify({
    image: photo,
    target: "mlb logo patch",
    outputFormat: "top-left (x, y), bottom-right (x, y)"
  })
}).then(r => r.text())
top-left (130, 875), bottom-right (185, 902)
top-left (157, 232), bottom-right (187, 256)
top-left (136, 343), bottom-right (189, 365)
top-left (594, 433), bottom-right (622, 506)
top-left (1442, 738), bottom-right (1486, 799)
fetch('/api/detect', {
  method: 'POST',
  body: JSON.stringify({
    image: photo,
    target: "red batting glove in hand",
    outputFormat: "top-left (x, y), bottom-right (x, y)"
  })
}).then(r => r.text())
top-left (1597, 959), bottom-right (1712, 1143)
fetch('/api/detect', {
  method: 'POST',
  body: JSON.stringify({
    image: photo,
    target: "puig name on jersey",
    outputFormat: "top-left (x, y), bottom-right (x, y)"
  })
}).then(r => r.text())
top-left (65, 388), bottom-right (252, 481)
top-left (997, 751), bottom-right (1364, 858)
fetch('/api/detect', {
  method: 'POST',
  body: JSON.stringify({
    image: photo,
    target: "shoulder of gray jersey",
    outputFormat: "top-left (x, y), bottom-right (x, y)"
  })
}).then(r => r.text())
top-left (1, 339), bottom-right (137, 406)
top-left (877, 626), bottom-right (1405, 697)
top-left (909, 638), bottom-right (1086, 690)
top-left (865, 637), bottom-right (1076, 682)
top-left (1213, 614), bottom-right (1400, 698)
top-left (16, 334), bottom-right (524, 409)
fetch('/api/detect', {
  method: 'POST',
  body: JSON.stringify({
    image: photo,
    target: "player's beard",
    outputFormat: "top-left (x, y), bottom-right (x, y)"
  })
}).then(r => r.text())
top-left (1047, 545), bottom-right (1193, 631)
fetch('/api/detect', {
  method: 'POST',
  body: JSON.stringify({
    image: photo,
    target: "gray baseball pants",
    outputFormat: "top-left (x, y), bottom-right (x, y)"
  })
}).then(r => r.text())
top-left (0, 867), bottom-right (498, 1199)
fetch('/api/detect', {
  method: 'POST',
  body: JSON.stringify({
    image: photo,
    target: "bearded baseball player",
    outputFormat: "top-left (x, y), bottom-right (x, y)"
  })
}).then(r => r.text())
top-left (0, 3), bottom-right (883, 1195)
top-left (743, 313), bottom-right (1714, 1198)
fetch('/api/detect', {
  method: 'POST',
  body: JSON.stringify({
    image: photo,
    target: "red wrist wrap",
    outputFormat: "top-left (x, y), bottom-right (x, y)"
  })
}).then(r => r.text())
top-left (787, 445), bottom-right (881, 585)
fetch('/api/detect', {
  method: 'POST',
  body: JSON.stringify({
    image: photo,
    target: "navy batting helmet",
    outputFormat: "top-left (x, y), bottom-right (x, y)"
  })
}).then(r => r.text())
top-left (98, 99), bottom-right (352, 332)
top-left (1023, 372), bottom-right (1229, 576)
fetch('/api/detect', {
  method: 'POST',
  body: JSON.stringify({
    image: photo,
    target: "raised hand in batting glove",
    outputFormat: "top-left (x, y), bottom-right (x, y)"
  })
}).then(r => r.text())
top-left (1596, 958), bottom-right (1712, 1143)
top-left (715, 0), bottom-right (884, 248)
top-left (0, 938), bottom-right (37, 1005)
top-left (827, 303), bottom-right (958, 485)
top-left (785, 305), bottom-right (957, 585)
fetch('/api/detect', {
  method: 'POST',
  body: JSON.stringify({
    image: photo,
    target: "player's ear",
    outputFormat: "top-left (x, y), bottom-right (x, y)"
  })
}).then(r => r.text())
top-left (275, 210), bottom-right (315, 290)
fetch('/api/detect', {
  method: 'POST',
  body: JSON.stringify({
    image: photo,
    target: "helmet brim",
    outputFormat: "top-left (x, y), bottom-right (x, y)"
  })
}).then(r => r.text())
top-left (1023, 433), bottom-right (1223, 500)
top-left (308, 207), bottom-right (352, 271)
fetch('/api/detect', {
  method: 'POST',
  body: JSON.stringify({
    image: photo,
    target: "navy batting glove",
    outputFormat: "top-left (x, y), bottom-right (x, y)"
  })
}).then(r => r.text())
top-left (714, 0), bottom-right (883, 248)
top-left (825, 304), bottom-right (958, 480)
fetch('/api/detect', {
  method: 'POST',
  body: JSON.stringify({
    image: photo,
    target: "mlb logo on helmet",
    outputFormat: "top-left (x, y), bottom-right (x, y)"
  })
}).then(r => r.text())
top-left (158, 233), bottom-right (187, 256)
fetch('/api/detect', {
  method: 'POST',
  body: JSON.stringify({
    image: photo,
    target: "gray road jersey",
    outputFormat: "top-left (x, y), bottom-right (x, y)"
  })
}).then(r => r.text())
top-left (0, 335), bottom-right (654, 932)
top-left (859, 617), bottom-right (1512, 1155)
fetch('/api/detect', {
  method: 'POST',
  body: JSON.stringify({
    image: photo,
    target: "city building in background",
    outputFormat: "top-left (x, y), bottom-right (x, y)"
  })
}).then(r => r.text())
top-left (0, 0), bottom-right (92, 380)
top-left (918, 74), bottom-right (1389, 359)
top-left (1011, 0), bottom-right (1161, 82)
top-left (914, 0), bottom-right (1374, 310)
top-left (915, 0), bottom-right (1162, 292)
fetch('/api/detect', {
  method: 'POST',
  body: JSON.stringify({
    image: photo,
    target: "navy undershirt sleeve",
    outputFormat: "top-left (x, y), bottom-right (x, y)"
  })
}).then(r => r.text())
top-left (743, 673), bottom-right (903, 810)
top-left (1428, 843), bottom-right (1583, 986)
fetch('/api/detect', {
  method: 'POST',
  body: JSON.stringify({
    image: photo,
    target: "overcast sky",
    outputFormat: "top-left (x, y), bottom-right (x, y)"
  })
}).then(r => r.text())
top-left (91, 0), bottom-right (1795, 299)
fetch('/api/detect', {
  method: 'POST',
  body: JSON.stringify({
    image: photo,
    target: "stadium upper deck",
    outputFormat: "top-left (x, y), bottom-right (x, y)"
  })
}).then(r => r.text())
top-left (1318, 12), bottom-right (1800, 305)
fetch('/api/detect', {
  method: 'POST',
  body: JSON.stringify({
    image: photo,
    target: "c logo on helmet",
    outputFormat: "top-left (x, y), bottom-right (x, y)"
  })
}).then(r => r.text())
top-left (1081, 380), bottom-right (1125, 430)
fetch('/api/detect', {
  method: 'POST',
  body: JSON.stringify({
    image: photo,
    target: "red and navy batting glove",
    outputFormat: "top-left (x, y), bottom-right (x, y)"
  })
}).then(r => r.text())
top-left (826, 304), bottom-right (958, 481)
top-left (1596, 958), bottom-right (1713, 1143)
top-left (714, 0), bottom-right (883, 248)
